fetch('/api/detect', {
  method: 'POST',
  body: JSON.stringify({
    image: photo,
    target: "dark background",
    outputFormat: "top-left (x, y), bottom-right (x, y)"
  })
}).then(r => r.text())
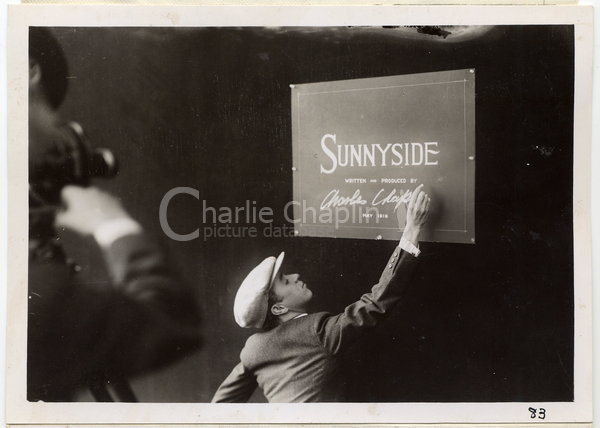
top-left (51, 25), bottom-right (573, 402)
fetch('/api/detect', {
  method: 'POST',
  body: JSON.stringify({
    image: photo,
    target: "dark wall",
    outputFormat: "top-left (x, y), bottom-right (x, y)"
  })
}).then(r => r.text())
top-left (53, 26), bottom-right (574, 402)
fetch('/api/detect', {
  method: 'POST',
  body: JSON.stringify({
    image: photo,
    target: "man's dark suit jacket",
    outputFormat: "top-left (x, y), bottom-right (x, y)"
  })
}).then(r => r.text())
top-left (212, 247), bottom-right (418, 403)
top-left (27, 232), bottom-right (200, 402)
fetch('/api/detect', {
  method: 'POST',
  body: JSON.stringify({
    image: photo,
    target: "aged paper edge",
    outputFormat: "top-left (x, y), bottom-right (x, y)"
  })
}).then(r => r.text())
top-left (19, 0), bottom-right (582, 6)
top-left (5, 3), bottom-right (594, 426)
top-left (6, 424), bottom-right (596, 428)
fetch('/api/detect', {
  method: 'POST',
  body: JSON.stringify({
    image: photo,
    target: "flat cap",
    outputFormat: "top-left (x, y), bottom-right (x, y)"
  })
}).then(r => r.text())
top-left (233, 252), bottom-right (285, 328)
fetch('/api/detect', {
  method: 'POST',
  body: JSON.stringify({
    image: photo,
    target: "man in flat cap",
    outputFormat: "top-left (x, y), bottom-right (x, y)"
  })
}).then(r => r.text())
top-left (212, 184), bottom-right (430, 403)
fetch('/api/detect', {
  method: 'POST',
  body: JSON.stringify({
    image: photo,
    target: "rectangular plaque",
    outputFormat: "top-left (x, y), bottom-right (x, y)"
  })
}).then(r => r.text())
top-left (291, 69), bottom-right (475, 243)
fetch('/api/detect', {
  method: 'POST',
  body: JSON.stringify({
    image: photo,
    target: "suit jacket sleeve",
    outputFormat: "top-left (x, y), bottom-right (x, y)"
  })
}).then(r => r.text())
top-left (211, 361), bottom-right (257, 403)
top-left (315, 247), bottom-right (419, 355)
top-left (68, 233), bottom-right (200, 379)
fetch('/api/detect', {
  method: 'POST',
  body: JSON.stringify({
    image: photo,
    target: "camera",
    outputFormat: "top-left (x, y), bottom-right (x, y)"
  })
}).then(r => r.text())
top-left (29, 121), bottom-right (119, 205)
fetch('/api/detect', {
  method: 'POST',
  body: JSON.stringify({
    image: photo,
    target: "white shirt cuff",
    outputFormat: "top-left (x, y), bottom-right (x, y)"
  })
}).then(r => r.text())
top-left (399, 237), bottom-right (420, 257)
top-left (93, 217), bottom-right (142, 249)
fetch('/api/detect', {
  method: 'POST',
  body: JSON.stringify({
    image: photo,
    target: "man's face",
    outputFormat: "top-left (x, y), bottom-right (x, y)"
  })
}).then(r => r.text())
top-left (271, 271), bottom-right (313, 312)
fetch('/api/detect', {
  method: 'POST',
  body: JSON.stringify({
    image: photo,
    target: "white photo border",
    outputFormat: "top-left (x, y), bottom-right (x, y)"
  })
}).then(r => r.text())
top-left (6, 4), bottom-right (593, 425)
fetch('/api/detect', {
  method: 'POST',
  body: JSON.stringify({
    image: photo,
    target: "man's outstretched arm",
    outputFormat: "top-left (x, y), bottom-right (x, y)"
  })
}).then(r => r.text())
top-left (316, 184), bottom-right (430, 355)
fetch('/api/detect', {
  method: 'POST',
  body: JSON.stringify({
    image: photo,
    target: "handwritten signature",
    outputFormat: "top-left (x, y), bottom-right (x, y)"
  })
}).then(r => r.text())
top-left (320, 188), bottom-right (412, 210)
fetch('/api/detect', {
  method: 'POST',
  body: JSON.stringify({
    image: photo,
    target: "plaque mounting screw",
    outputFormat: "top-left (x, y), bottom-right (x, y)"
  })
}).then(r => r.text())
top-left (469, 69), bottom-right (475, 73)
top-left (468, 156), bottom-right (475, 161)
top-left (376, 235), bottom-right (383, 240)
top-left (292, 167), bottom-right (297, 172)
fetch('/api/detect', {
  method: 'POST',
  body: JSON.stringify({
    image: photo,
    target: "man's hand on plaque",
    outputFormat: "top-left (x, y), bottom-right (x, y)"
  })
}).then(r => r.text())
top-left (399, 184), bottom-right (430, 245)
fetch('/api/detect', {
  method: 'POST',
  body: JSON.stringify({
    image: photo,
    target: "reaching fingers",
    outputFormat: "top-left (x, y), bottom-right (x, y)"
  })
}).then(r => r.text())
top-left (423, 195), bottom-right (431, 220)
top-left (416, 189), bottom-right (426, 210)
top-left (408, 184), bottom-right (424, 210)
top-left (413, 191), bottom-right (430, 224)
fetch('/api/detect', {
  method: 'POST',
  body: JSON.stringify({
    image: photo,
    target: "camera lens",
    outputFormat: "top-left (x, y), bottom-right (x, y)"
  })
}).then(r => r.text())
top-left (66, 122), bottom-right (119, 180)
top-left (90, 148), bottom-right (119, 178)
top-left (29, 121), bottom-right (120, 205)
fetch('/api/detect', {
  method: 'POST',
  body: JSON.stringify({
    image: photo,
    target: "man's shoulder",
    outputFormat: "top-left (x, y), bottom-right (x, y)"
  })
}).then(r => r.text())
top-left (281, 312), bottom-right (334, 329)
top-left (241, 312), bottom-right (335, 362)
top-left (246, 312), bottom-right (333, 343)
top-left (305, 311), bottom-right (335, 323)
